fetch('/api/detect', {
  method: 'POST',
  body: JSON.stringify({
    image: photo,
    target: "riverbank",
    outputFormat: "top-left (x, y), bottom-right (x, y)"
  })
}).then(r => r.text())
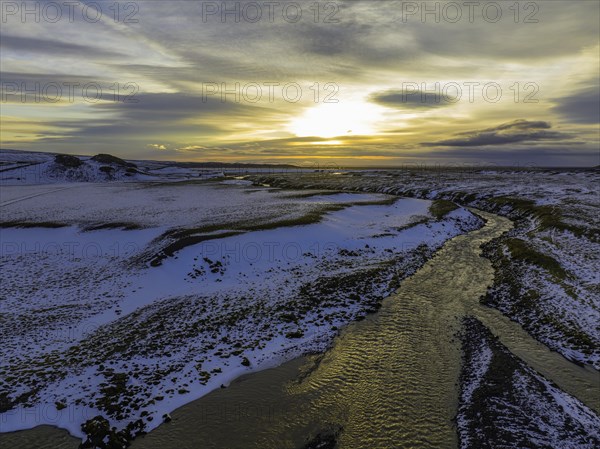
top-left (126, 208), bottom-right (598, 448)
top-left (2, 207), bottom-right (598, 448)
top-left (0, 182), bottom-right (482, 446)
top-left (459, 317), bottom-right (600, 448)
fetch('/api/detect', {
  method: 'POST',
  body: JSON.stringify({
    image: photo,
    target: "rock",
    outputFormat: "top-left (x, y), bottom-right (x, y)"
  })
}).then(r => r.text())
top-left (54, 154), bottom-right (83, 168)
top-left (91, 153), bottom-right (136, 167)
top-left (162, 413), bottom-right (172, 423)
top-left (79, 415), bottom-right (110, 448)
top-left (303, 425), bottom-right (342, 449)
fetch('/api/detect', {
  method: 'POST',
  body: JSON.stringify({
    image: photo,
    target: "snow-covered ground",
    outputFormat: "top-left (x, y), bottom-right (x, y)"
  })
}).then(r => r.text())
top-left (251, 169), bottom-right (600, 368)
top-left (1, 150), bottom-right (597, 446)
top-left (0, 149), bottom-right (301, 186)
top-left (0, 150), bottom-right (154, 184)
top-left (458, 317), bottom-right (600, 448)
top-left (0, 154), bottom-right (483, 443)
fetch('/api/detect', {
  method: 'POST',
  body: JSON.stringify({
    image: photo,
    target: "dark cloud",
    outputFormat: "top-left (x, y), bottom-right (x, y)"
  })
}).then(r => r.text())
top-left (551, 84), bottom-right (600, 124)
top-left (422, 120), bottom-right (572, 147)
top-left (31, 92), bottom-right (285, 143)
top-left (0, 72), bottom-right (97, 84)
top-left (297, 21), bottom-right (374, 57)
top-left (397, 0), bottom-right (600, 62)
top-left (484, 120), bottom-right (552, 132)
top-left (333, 144), bottom-right (590, 166)
top-left (0, 72), bottom-right (132, 104)
top-left (94, 92), bottom-right (254, 120)
top-left (370, 89), bottom-right (455, 109)
top-left (46, 121), bottom-right (223, 138)
top-left (0, 35), bottom-right (124, 58)
top-left (418, 147), bottom-right (599, 166)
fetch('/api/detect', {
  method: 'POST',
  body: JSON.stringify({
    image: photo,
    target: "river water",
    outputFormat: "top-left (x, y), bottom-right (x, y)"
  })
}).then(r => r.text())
top-left (2, 210), bottom-right (598, 448)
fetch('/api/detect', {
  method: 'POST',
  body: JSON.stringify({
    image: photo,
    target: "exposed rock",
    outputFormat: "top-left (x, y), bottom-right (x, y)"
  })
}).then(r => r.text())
top-left (54, 154), bottom-right (83, 168)
top-left (79, 415), bottom-right (146, 449)
top-left (303, 425), bottom-right (342, 449)
top-left (91, 154), bottom-right (136, 168)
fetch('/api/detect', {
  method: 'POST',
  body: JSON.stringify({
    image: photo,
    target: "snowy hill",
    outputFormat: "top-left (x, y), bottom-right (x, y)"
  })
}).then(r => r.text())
top-left (0, 150), bottom-right (222, 185)
top-left (0, 150), bottom-right (150, 184)
top-left (0, 149), bottom-right (300, 185)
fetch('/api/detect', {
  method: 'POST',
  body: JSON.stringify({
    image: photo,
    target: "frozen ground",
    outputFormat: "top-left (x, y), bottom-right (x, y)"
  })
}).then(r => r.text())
top-left (1, 151), bottom-right (597, 447)
top-left (458, 317), bottom-right (600, 449)
top-left (0, 149), bottom-right (302, 186)
top-left (251, 168), bottom-right (600, 368)
top-left (0, 153), bottom-right (483, 444)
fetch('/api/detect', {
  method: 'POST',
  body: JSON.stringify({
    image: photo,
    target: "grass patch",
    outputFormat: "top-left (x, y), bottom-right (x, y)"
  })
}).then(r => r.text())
top-left (148, 196), bottom-right (400, 266)
top-left (149, 231), bottom-right (244, 266)
top-left (453, 191), bottom-right (479, 203)
top-left (488, 196), bottom-right (598, 241)
top-left (539, 315), bottom-right (596, 352)
top-left (347, 197), bottom-right (399, 207)
top-left (142, 177), bottom-right (227, 188)
top-left (147, 204), bottom-right (348, 266)
top-left (505, 238), bottom-right (568, 280)
top-left (429, 200), bottom-right (459, 220)
top-left (282, 190), bottom-right (347, 199)
top-left (82, 222), bottom-right (143, 231)
top-left (285, 330), bottom-right (304, 339)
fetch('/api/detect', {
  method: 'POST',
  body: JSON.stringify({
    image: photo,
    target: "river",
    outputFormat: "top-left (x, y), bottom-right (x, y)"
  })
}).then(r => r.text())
top-left (2, 210), bottom-right (598, 448)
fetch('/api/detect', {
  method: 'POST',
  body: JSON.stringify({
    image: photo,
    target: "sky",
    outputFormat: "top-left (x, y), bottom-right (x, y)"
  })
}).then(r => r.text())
top-left (1, 0), bottom-right (599, 166)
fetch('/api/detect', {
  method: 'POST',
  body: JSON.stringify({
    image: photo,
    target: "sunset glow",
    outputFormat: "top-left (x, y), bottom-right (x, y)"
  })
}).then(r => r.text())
top-left (0, 1), bottom-right (598, 166)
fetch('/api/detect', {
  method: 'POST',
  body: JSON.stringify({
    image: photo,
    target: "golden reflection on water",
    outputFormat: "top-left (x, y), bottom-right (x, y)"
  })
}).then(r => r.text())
top-left (130, 211), bottom-right (598, 449)
top-left (3, 211), bottom-right (598, 449)
top-left (128, 211), bottom-right (512, 449)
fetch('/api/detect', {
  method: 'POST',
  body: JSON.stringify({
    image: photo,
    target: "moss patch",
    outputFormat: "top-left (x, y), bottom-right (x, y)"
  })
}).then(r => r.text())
top-left (429, 200), bottom-right (459, 220)
top-left (505, 238), bottom-right (568, 280)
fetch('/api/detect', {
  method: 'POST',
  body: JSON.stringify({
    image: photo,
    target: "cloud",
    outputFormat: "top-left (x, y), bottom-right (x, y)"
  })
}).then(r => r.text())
top-left (2, 1), bottom-right (599, 165)
top-left (0, 71), bottom-right (133, 104)
top-left (295, 20), bottom-right (375, 57)
top-left (21, 91), bottom-right (290, 149)
top-left (422, 120), bottom-right (572, 147)
top-left (0, 35), bottom-right (124, 58)
top-left (551, 84), bottom-right (600, 124)
top-left (370, 89), bottom-right (455, 109)
top-left (415, 147), bottom-right (599, 166)
top-left (94, 92), bottom-right (252, 120)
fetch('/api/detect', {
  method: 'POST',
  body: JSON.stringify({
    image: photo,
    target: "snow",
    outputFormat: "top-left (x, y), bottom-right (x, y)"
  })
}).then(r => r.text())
top-left (220, 179), bottom-right (253, 186)
top-left (250, 168), bottom-right (600, 368)
top-left (458, 318), bottom-right (600, 449)
top-left (0, 171), bottom-right (482, 439)
top-left (1, 150), bottom-right (597, 443)
top-left (0, 183), bottom-right (340, 229)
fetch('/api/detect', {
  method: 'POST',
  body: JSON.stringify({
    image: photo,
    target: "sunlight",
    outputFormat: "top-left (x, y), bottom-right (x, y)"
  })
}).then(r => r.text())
top-left (288, 101), bottom-right (384, 138)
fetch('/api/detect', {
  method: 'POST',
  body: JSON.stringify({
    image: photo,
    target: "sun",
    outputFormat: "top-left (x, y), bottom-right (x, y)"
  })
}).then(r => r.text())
top-left (288, 101), bottom-right (383, 138)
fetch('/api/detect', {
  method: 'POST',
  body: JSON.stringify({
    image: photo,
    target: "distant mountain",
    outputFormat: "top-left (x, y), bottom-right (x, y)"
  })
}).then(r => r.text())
top-left (166, 161), bottom-right (299, 169)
